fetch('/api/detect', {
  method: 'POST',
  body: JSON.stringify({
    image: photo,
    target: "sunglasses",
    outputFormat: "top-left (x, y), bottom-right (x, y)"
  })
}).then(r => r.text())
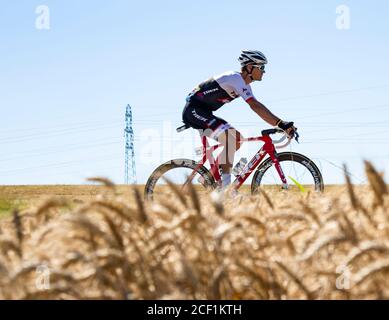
top-left (254, 64), bottom-right (266, 71)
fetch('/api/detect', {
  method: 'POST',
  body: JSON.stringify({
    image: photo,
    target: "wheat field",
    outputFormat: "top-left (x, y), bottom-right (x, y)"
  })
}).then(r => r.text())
top-left (0, 161), bottom-right (388, 299)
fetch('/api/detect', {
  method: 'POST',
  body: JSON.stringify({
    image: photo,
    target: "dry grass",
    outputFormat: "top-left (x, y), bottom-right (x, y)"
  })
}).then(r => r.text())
top-left (0, 161), bottom-right (388, 300)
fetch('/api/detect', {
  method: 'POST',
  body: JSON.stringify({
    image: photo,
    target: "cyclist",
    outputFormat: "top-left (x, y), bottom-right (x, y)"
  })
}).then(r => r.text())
top-left (182, 50), bottom-right (296, 188)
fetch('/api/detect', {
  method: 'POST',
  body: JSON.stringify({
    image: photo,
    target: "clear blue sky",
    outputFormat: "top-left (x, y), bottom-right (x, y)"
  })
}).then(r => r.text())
top-left (1, 0), bottom-right (388, 185)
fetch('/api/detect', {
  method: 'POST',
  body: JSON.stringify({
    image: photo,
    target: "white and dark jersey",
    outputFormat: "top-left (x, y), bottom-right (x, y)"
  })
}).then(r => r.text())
top-left (187, 71), bottom-right (255, 111)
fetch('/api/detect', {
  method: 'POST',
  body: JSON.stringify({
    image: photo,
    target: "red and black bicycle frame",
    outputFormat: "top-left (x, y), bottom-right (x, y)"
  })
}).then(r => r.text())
top-left (188, 134), bottom-right (288, 189)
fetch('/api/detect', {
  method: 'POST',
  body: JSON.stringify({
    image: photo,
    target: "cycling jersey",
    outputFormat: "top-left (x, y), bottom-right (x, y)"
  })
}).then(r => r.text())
top-left (186, 71), bottom-right (255, 111)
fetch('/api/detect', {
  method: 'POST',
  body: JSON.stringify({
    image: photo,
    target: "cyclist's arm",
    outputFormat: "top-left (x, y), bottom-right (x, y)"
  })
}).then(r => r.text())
top-left (246, 98), bottom-right (280, 126)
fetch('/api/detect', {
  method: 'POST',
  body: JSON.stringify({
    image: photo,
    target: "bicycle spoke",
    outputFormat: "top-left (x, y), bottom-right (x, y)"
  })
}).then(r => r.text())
top-left (147, 164), bottom-right (214, 202)
top-left (256, 158), bottom-right (320, 193)
top-left (289, 161), bottom-right (301, 186)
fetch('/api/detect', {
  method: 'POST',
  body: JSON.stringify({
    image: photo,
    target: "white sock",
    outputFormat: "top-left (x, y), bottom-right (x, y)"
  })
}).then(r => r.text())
top-left (221, 173), bottom-right (231, 187)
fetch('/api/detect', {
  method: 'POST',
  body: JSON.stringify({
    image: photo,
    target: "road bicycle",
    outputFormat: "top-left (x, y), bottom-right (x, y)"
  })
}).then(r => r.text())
top-left (144, 124), bottom-right (324, 200)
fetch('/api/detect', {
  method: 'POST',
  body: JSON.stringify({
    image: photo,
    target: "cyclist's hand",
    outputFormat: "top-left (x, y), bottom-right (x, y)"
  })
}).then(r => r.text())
top-left (276, 120), bottom-right (297, 138)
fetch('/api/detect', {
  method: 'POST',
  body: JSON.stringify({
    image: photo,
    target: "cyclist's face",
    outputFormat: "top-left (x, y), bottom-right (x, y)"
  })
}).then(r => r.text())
top-left (250, 65), bottom-right (265, 81)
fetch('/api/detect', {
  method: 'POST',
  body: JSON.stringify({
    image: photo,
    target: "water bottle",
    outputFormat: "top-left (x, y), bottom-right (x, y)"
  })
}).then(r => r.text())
top-left (232, 157), bottom-right (248, 177)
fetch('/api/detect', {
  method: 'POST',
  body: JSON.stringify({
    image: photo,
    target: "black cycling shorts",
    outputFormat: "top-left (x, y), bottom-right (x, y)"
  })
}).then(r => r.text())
top-left (182, 101), bottom-right (232, 139)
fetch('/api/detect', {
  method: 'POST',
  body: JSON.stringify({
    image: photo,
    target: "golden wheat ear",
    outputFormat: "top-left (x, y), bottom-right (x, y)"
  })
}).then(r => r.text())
top-left (132, 186), bottom-right (148, 224)
top-left (86, 177), bottom-right (116, 189)
top-left (364, 160), bottom-right (388, 207)
top-left (162, 176), bottom-right (189, 208)
top-left (186, 179), bottom-right (201, 216)
top-left (86, 177), bottom-right (117, 196)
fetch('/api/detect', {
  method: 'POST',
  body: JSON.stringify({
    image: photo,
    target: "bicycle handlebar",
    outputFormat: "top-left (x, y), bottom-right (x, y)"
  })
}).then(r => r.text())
top-left (261, 128), bottom-right (300, 149)
top-left (261, 128), bottom-right (284, 136)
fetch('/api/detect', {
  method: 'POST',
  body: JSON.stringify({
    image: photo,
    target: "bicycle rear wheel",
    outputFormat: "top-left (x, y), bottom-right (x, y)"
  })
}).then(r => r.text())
top-left (144, 158), bottom-right (217, 202)
top-left (251, 152), bottom-right (324, 194)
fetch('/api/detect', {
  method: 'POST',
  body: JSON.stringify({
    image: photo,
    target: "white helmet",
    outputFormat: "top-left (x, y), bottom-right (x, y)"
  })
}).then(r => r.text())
top-left (238, 50), bottom-right (268, 67)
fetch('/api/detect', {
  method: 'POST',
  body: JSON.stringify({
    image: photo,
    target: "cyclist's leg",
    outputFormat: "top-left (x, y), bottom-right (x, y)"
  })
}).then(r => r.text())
top-left (182, 103), bottom-right (243, 186)
top-left (209, 122), bottom-right (243, 177)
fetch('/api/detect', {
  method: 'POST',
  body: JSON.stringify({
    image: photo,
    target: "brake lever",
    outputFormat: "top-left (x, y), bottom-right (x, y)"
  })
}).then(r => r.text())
top-left (295, 131), bottom-right (300, 143)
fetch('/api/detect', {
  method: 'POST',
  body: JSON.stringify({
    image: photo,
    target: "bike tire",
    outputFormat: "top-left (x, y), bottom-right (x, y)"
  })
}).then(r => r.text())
top-left (251, 152), bottom-right (324, 194)
top-left (144, 158), bottom-right (217, 201)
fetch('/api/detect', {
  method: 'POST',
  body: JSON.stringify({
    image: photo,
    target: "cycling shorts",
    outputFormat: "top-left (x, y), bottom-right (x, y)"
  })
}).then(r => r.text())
top-left (182, 101), bottom-right (232, 140)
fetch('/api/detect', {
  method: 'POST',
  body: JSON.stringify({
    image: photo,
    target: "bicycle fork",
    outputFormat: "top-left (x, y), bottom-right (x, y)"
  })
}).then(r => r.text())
top-left (263, 138), bottom-right (289, 189)
top-left (232, 145), bottom-right (289, 190)
top-left (270, 154), bottom-right (289, 189)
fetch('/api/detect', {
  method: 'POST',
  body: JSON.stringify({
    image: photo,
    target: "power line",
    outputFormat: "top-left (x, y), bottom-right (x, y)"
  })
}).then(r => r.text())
top-left (0, 116), bottom-right (123, 134)
top-left (0, 112), bottom-right (178, 135)
top-left (0, 123), bottom-right (123, 144)
top-left (317, 158), bottom-right (366, 183)
top-left (0, 165), bottom-right (124, 182)
top-left (0, 139), bottom-right (122, 163)
top-left (267, 84), bottom-right (389, 104)
top-left (0, 154), bottom-right (123, 175)
top-left (1, 103), bottom-right (386, 144)
top-left (298, 103), bottom-right (389, 120)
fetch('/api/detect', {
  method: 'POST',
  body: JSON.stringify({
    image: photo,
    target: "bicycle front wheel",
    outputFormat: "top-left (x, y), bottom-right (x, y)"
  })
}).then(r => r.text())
top-left (251, 152), bottom-right (324, 194)
top-left (144, 158), bottom-right (217, 202)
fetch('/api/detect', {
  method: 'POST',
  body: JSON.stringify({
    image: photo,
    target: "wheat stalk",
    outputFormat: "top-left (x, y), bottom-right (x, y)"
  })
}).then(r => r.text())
top-left (352, 259), bottom-right (389, 286)
top-left (364, 160), bottom-right (388, 207)
top-left (343, 241), bottom-right (389, 266)
top-left (132, 187), bottom-right (148, 223)
top-left (274, 260), bottom-right (315, 299)
top-left (299, 200), bottom-right (322, 226)
top-left (0, 160), bottom-right (388, 299)
top-left (344, 164), bottom-right (360, 210)
top-left (235, 261), bottom-right (270, 299)
top-left (163, 177), bottom-right (188, 207)
top-left (86, 177), bottom-right (116, 191)
top-left (257, 188), bottom-right (274, 209)
top-left (299, 233), bottom-right (349, 261)
top-left (12, 210), bottom-right (23, 248)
